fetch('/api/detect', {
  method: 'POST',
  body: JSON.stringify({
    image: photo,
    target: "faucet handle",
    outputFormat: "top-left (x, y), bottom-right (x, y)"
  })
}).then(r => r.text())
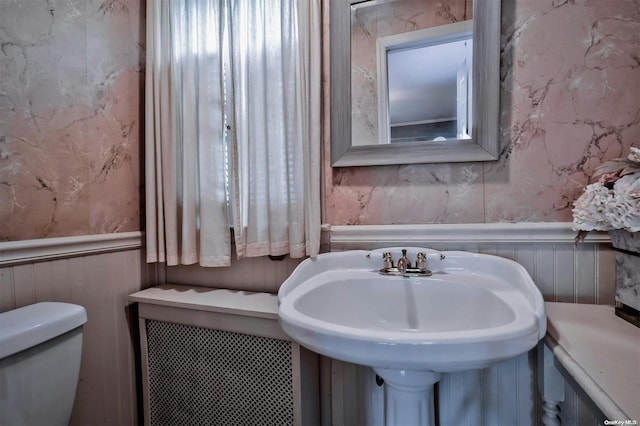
top-left (415, 252), bottom-right (427, 271)
top-left (382, 252), bottom-right (393, 269)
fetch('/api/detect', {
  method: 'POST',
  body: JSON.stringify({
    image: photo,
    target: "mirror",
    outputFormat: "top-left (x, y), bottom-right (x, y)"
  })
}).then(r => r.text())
top-left (375, 20), bottom-right (473, 145)
top-left (331, 0), bottom-right (501, 167)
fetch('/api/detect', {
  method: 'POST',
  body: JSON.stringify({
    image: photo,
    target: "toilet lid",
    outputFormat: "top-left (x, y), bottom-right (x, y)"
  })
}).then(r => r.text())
top-left (0, 302), bottom-right (87, 359)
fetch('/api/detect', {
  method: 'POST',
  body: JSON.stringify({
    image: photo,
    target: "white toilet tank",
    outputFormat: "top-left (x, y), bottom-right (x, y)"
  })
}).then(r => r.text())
top-left (0, 302), bottom-right (87, 426)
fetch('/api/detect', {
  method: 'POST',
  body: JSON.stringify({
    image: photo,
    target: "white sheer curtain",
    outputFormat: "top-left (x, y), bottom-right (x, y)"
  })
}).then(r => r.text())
top-left (146, 0), bottom-right (233, 266)
top-left (230, 0), bottom-right (321, 259)
top-left (145, 0), bottom-right (321, 266)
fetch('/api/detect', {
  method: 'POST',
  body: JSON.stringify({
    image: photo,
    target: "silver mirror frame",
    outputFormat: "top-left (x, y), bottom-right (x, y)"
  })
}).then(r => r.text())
top-left (330, 0), bottom-right (501, 167)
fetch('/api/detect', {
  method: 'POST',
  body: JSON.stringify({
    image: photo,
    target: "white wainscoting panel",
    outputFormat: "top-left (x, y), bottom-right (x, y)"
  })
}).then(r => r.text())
top-left (164, 254), bottom-right (304, 294)
top-left (330, 223), bottom-right (615, 304)
top-left (4, 225), bottom-right (607, 425)
top-left (560, 380), bottom-right (602, 426)
top-left (0, 234), bottom-right (151, 426)
top-left (326, 223), bottom-right (615, 426)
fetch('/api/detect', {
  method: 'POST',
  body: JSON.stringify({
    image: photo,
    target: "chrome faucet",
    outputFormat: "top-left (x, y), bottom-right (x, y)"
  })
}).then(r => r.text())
top-left (396, 249), bottom-right (410, 274)
top-left (379, 249), bottom-right (441, 277)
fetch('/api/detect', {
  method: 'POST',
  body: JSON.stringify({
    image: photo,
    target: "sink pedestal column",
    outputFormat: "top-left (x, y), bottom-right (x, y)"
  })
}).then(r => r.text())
top-left (374, 368), bottom-right (442, 426)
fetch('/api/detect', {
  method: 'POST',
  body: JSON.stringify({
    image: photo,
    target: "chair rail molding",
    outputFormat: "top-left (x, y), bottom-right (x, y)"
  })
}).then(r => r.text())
top-left (329, 222), bottom-right (610, 250)
top-left (0, 232), bottom-right (143, 266)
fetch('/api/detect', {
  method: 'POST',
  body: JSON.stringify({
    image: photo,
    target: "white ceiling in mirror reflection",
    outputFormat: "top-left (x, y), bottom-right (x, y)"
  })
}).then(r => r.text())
top-left (388, 38), bottom-right (472, 124)
top-left (349, 0), bottom-right (475, 147)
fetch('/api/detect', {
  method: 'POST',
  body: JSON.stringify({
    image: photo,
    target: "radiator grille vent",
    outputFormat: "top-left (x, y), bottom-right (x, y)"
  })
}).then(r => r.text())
top-left (146, 319), bottom-right (294, 426)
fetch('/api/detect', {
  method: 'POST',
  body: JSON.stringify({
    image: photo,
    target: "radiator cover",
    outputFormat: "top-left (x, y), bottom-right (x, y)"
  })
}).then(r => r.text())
top-left (145, 319), bottom-right (295, 426)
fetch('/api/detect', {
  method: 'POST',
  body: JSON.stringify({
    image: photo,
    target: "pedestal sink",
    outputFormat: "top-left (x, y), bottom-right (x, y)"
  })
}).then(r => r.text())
top-left (278, 248), bottom-right (546, 426)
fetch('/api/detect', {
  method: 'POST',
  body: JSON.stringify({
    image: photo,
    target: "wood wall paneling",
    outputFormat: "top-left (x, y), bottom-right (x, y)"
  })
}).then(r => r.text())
top-left (327, 225), bottom-right (613, 426)
top-left (0, 225), bottom-right (613, 426)
top-left (165, 254), bottom-right (303, 294)
top-left (0, 248), bottom-right (150, 426)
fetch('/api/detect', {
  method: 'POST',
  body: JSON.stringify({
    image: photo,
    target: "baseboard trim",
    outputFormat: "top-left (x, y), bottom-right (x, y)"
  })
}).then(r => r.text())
top-left (0, 231), bottom-right (143, 266)
top-left (330, 222), bottom-right (610, 250)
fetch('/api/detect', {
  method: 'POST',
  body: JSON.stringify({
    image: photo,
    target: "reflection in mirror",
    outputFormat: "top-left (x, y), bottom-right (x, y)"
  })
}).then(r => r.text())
top-left (350, 0), bottom-right (474, 147)
top-left (379, 22), bottom-right (473, 145)
top-left (331, 0), bottom-right (501, 167)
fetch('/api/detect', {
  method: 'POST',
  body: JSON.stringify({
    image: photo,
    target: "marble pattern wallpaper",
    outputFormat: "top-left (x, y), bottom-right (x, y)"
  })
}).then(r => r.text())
top-left (1, 0), bottom-right (638, 239)
top-left (0, 0), bottom-right (144, 241)
top-left (325, 0), bottom-right (639, 225)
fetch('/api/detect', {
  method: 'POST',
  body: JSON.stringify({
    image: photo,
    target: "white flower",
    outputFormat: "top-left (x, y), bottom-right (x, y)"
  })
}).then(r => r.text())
top-left (628, 147), bottom-right (640, 164)
top-left (572, 182), bottom-right (615, 231)
top-left (606, 172), bottom-right (640, 232)
top-left (573, 148), bottom-right (640, 234)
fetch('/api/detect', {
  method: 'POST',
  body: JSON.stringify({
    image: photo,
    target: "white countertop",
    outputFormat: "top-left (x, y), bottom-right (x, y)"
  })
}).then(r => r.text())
top-left (545, 302), bottom-right (640, 421)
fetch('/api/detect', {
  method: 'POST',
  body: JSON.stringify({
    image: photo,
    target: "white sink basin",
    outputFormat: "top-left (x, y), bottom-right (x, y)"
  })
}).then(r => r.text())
top-left (278, 248), bottom-right (546, 425)
top-left (279, 248), bottom-right (545, 372)
top-left (296, 274), bottom-right (516, 331)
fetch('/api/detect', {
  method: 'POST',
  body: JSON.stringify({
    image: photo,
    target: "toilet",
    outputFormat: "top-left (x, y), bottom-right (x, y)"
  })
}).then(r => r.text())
top-left (0, 302), bottom-right (87, 425)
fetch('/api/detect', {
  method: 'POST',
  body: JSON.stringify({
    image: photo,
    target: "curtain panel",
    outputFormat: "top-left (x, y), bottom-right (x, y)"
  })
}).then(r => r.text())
top-left (230, 0), bottom-right (321, 259)
top-left (145, 0), bottom-right (321, 266)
